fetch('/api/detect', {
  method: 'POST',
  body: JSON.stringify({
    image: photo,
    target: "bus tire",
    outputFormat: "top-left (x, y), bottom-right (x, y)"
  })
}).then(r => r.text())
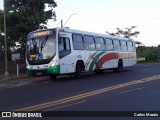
top-left (50, 75), bottom-right (57, 80)
top-left (114, 60), bottom-right (123, 72)
top-left (74, 63), bottom-right (81, 79)
top-left (95, 69), bottom-right (104, 74)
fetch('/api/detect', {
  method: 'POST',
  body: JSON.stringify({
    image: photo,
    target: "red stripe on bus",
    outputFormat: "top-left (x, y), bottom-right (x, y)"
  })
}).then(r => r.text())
top-left (86, 51), bottom-right (98, 69)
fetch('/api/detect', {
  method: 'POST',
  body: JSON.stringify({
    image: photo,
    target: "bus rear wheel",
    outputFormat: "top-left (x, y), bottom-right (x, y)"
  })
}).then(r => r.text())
top-left (114, 60), bottom-right (123, 72)
top-left (74, 64), bottom-right (81, 79)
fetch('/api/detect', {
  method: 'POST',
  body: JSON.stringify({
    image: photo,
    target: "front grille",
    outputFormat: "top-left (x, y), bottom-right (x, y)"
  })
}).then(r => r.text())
top-left (32, 70), bottom-right (48, 75)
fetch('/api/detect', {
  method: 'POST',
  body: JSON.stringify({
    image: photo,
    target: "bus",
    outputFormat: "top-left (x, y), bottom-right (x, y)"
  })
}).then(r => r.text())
top-left (26, 27), bottom-right (136, 79)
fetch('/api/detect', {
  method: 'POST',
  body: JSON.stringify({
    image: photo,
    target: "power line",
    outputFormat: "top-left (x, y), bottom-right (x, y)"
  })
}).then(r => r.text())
top-left (47, 17), bottom-right (160, 28)
top-left (66, 18), bottom-right (160, 25)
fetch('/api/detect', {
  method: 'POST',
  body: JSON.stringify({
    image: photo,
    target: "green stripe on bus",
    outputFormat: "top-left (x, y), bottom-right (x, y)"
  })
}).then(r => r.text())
top-left (47, 65), bottom-right (60, 75)
top-left (89, 51), bottom-right (105, 71)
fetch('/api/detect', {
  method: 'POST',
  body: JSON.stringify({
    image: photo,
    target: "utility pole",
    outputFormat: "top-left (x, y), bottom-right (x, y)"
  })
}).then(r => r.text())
top-left (3, 0), bottom-right (8, 76)
top-left (61, 19), bottom-right (63, 28)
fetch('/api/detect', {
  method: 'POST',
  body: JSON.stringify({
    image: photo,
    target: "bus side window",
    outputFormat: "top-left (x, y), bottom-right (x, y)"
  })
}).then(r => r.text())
top-left (121, 40), bottom-right (128, 52)
top-left (84, 35), bottom-right (95, 51)
top-left (95, 37), bottom-right (105, 51)
top-left (127, 41), bottom-right (134, 52)
top-left (113, 39), bottom-right (121, 51)
top-left (58, 37), bottom-right (64, 52)
top-left (72, 34), bottom-right (84, 50)
top-left (58, 37), bottom-right (71, 59)
top-left (104, 38), bottom-right (113, 51)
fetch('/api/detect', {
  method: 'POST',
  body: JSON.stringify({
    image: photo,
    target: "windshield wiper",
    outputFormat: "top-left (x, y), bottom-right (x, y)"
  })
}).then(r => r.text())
top-left (40, 36), bottom-right (48, 52)
top-left (32, 38), bottom-right (38, 54)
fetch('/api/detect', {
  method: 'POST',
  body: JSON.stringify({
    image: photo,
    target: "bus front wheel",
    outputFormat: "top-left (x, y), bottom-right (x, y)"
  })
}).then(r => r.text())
top-left (50, 75), bottom-right (57, 80)
top-left (74, 64), bottom-right (81, 79)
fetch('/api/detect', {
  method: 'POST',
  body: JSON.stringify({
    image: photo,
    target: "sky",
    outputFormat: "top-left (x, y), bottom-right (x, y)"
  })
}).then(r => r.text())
top-left (0, 0), bottom-right (160, 46)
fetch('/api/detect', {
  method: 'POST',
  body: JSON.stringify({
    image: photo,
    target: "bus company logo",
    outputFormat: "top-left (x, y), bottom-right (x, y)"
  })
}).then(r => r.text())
top-left (1, 112), bottom-right (11, 117)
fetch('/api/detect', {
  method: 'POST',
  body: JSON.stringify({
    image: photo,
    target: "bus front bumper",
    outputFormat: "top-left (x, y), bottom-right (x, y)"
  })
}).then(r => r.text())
top-left (27, 65), bottom-right (60, 76)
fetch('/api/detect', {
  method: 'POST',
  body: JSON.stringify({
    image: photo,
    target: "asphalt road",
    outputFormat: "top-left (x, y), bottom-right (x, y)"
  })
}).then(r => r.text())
top-left (0, 63), bottom-right (160, 119)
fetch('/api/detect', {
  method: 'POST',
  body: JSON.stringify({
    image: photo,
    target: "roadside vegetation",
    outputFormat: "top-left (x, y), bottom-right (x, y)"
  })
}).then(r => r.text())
top-left (136, 45), bottom-right (160, 63)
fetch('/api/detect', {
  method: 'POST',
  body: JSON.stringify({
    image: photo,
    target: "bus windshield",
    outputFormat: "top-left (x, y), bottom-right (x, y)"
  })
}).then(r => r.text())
top-left (26, 36), bottom-right (56, 64)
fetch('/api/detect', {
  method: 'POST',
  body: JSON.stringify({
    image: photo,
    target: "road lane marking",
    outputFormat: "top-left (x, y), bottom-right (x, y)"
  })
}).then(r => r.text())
top-left (14, 74), bottom-right (160, 111)
top-left (46, 100), bottom-right (87, 111)
top-left (120, 87), bottom-right (145, 94)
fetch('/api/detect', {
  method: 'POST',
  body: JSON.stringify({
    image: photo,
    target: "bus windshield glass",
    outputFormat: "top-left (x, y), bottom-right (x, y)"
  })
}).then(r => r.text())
top-left (26, 36), bottom-right (56, 63)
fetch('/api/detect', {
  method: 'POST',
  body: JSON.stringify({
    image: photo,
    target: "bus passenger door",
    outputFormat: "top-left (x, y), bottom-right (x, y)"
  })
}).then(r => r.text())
top-left (58, 35), bottom-right (74, 74)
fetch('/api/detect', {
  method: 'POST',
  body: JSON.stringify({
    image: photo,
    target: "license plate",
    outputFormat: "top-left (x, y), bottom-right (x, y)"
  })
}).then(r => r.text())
top-left (36, 72), bottom-right (42, 75)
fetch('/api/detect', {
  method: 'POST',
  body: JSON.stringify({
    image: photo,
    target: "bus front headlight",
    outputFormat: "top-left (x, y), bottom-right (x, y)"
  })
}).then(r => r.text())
top-left (27, 65), bottom-right (30, 69)
top-left (50, 60), bottom-right (56, 67)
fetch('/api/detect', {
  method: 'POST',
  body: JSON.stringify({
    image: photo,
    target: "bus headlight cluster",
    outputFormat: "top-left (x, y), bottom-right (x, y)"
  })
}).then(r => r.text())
top-left (27, 66), bottom-right (30, 69)
top-left (26, 61), bottom-right (30, 69)
top-left (27, 65), bottom-right (33, 69)
top-left (50, 60), bottom-right (56, 67)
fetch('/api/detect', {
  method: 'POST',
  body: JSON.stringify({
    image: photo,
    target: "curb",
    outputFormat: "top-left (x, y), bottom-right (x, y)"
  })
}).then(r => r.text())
top-left (0, 75), bottom-right (33, 83)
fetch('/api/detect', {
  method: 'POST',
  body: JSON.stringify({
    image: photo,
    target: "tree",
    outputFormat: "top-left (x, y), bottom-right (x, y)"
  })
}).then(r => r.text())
top-left (135, 41), bottom-right (143, 47)
top-left (0, 0), bottom-right (57, 60)
top-left (6, 0), bottom-right (57, 30)
top-left (106, 26), bottom-right (140, 38)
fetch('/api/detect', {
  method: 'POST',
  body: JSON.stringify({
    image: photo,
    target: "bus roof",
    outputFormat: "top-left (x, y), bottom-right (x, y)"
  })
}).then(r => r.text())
top-left (61, 27), bottom-right (131, 41)
top-left (28, 27), bottom-right (134, 42)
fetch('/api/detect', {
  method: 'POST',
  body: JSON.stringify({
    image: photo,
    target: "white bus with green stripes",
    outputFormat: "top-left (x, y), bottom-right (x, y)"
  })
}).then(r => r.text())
top-left (26, 27), bottom-right (136, 79)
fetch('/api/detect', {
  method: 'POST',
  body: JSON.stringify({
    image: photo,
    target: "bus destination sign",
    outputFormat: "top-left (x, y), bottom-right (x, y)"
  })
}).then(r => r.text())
top-left (33, 30), bottom-right (52, 37)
